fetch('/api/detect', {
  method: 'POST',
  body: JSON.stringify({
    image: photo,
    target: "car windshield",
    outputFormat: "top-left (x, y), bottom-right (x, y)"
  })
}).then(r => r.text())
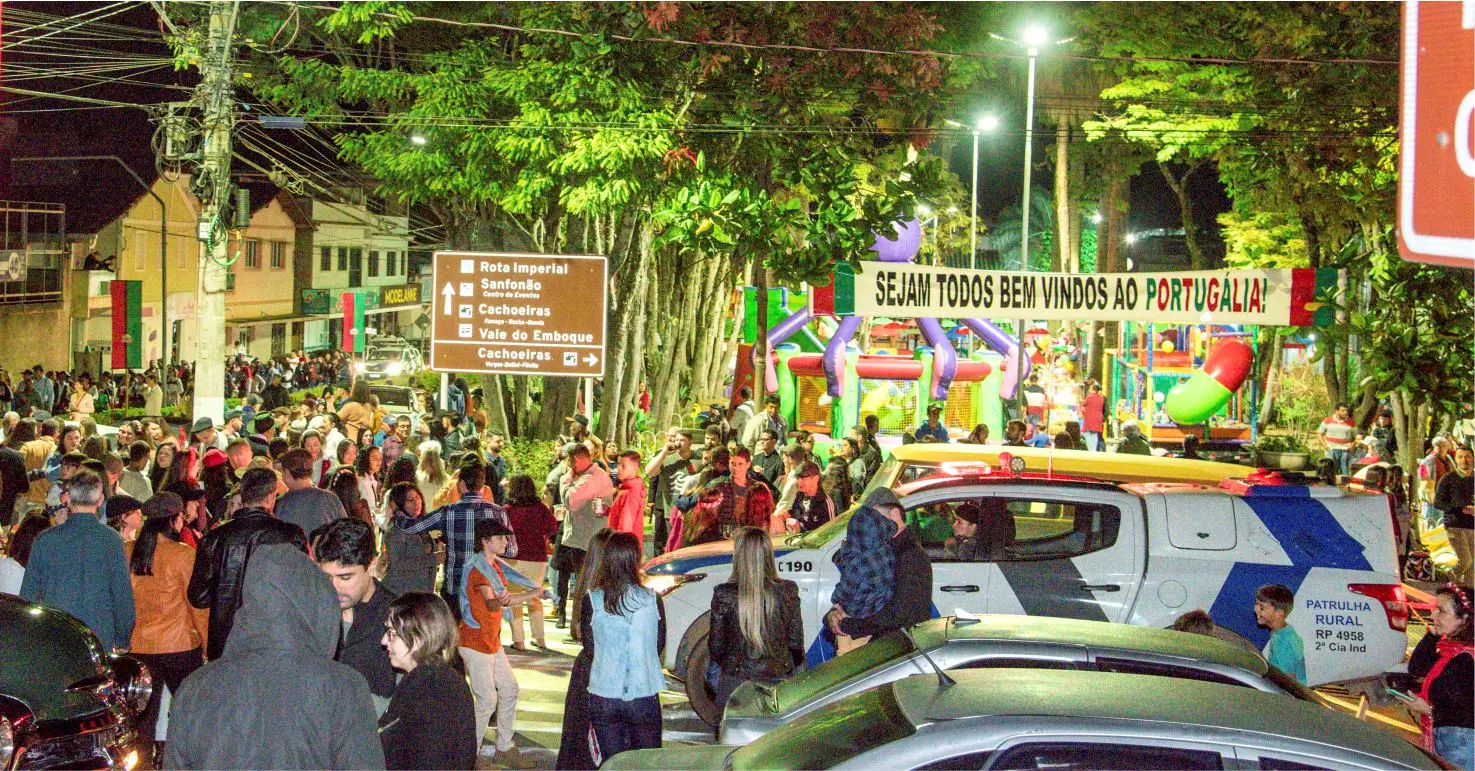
top-left (788, 458), bottom-right (943, 549)
top-left (369, 350), bottom-right (404, 361)
top-left (771, 629), bottom-right (917, 713)
top-left (730, 683), bottom-right (917, 770)
top-left (371, 388), bottom-right (413, 408)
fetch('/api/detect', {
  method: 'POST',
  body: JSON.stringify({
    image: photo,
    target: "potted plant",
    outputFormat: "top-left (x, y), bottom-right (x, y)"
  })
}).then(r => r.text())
top-left (1255, 433), bottom-right (1312, 470)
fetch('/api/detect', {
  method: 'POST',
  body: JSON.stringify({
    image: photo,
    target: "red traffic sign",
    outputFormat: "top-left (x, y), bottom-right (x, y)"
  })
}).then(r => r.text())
top-left (1399, 0), bottom-right (1475, 268)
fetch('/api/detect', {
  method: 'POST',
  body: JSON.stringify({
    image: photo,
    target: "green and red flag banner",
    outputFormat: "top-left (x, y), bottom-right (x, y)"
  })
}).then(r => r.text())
top-left (812, 263), bottom-right (1338, 327)
top-left (109, 280), bottom-right (142, 370)
top-left (342, 290), bottom-right (365, 353)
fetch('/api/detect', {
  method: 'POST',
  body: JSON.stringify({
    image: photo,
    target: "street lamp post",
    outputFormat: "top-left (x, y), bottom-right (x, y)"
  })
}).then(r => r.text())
top-left (946, 116), bottom-right (997, 269)
top-left (992, 25), bottom-right (1067, 417)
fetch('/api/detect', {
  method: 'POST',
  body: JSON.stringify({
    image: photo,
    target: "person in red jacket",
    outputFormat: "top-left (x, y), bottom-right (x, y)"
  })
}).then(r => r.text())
top-left (608, 451), bottom-right (647, 550)
top-left (1081, 381), bottom-right (1106, 452)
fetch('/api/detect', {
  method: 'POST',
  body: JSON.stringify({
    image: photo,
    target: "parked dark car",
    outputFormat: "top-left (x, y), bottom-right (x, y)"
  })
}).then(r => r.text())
top-left (0, 593), bottom-right (151, 770)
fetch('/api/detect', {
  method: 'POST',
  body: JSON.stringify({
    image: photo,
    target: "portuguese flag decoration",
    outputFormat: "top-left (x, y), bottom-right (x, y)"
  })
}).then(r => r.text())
top-left (342, 291), bottom-right (365, 354)
top-left (110, 280), bottom-right (142, 369)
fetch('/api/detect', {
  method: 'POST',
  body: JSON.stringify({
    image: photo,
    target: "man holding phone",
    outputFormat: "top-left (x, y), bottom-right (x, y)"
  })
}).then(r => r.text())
top-left (644, 427), bottom-right (698, 557)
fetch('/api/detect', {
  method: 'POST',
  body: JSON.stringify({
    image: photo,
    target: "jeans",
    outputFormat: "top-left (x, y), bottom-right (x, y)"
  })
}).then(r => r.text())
top-left (133, 649), bottom-right (203, 755)
top-left (1436, 726), bottom-right (1475, 770)
top-left (1082, 431), bottom-right (1102, 452)
top-left (459, 646), bottom-right (519, 752)
top-left (588, 694), bottom-right (662, 762)
top-left (554, 546), bottom-right (586, 620)
top-left (1328, 447), bottom-right (1350, 476)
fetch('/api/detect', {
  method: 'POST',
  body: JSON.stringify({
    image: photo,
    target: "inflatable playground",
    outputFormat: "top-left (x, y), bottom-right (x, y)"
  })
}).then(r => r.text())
top-left (1107, 321), bottom-right (1259, 446)
top-left (731, 219), bottom-right (1026, 447)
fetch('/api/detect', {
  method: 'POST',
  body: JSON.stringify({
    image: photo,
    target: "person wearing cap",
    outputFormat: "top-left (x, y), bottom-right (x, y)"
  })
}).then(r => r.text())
top-left (125, 492), bottom-right (208, 763)
top-left (777, 461), bottom-right (835, 534)
top-left (190, 416), bottom-right (226, 455)
top-left (164, 482), bottom-right (209, 548)
top-left (22, 469), bottom-right (135, 651)
top-left (825, 487), bottom-right (932, 653)
top-left (222, 409), bottom-right (245, 443)
top-left (188, 466), bottom-right (310, 661)
top-left (459, 517), bottom-right (539, 768)
top-left (103, 495), bottom-right (145, 542)
top-left (394, 460), bottom-right (516, 621)
top-left (248, 414), bottom-right (276, 458)
top-left (913, 404), bottom-right (950, 443)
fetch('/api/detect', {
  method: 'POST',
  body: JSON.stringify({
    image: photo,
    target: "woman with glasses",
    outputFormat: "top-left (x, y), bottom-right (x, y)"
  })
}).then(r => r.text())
top-left (378, 592), bottom-right (478, 770)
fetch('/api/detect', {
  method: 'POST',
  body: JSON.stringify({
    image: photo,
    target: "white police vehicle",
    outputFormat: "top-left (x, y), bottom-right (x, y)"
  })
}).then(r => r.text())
top-left (645, 450), bottom-right (1409, 725)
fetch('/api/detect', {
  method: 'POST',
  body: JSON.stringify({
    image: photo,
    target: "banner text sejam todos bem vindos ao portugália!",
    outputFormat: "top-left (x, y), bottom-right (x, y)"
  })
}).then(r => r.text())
top-left (810, 262), bottom-right (1338, 326)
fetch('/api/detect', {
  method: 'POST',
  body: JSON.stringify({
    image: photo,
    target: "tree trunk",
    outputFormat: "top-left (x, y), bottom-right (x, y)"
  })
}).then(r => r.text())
top-left (1055, 123), bottom-right (1071, 274)
top-left (1090, 173), bottom-right (1130, 384)
top-left (511, 375), bottom-right (529, 438)
top-left (1159, 160), bottom-right (1207, 270)
top-left (479, 374), bottom-right (510, 435)
top-left (537, 377), bottom-right (578, 438)
top-left (1256, 329), bottom-right (1283, 429)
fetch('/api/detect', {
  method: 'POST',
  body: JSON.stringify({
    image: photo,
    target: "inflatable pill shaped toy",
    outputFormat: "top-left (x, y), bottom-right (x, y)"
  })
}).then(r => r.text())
top-left (1164, 339), bottom-right (1253, 425)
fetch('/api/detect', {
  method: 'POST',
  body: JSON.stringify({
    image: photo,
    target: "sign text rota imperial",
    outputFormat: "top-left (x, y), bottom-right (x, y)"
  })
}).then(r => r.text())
top-left (429, 251), bottom-right (608, 377)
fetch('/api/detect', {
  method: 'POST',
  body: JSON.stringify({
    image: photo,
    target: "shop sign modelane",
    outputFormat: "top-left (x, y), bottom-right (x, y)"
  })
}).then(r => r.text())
top-left (814, 263), bottom-right (1337, 326)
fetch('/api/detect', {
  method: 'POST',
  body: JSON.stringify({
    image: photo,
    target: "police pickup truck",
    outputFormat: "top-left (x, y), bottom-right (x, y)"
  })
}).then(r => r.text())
top-left (645, 450), bottom-right (1408, 725)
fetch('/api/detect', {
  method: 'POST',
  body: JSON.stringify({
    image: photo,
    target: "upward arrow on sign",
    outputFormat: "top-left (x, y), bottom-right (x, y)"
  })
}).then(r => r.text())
top-left (441, 282), bottom-right (455, 315)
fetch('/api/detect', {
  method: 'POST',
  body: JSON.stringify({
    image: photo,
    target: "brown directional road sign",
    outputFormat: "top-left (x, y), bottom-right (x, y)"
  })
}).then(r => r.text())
top-left (429, 251), bottom-right (608, 377)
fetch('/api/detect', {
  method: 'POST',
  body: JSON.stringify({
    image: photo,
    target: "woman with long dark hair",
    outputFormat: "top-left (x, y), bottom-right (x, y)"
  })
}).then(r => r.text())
top-left (331, 466), bottom-right (372, 527)
top-left (149, 440), bottom-right (177, 492)
top-left (200, 449), bottom-right (232, 525)
top-left (709, 527), bottom-right (804, 713)
top-left (124, 492), bottom-right (208, 763)
top-left (584, 531), bottom-right (665, 761)
top-left (556, 528), bottom-right (615, 771)
top-left (382, 482), bottom-right (437, 595)
top-left (355, 444), bottom-right (384, 516)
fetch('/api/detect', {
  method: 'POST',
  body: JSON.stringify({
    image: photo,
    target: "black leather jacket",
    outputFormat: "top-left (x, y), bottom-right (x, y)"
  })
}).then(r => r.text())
top-left (709, 579), bottom-right (805, 681)
top-left (188, 507), bottom-right (309, 660)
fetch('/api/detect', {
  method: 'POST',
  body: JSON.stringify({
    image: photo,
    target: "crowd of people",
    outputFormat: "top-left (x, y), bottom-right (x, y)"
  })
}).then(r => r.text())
top-left (0, 366), bottom-right (1470, 769)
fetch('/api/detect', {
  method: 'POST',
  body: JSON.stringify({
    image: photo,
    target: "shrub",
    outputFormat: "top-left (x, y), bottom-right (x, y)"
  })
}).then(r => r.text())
top-left (505, 437), bottom-right (556, 485)
top-left (1255, 433), bottom-right (1310, 454)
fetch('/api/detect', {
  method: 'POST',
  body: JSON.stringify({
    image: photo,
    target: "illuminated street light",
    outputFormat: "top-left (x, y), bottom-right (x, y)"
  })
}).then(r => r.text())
top-left (1023, 26), bottom-right (1050, 48)
top-left (976, 114), bottom-right (1000, 132)
top-left (1091, 212), bottom-right (1103, 225)
top-left (410, 134), bottom-right (427, 146)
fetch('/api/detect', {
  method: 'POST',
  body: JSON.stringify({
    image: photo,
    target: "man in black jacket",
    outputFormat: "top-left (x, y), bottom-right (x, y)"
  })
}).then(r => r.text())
top-left (830, 488), bottom-right (933, 641)
top-left (188, 467), bottom-right (309, 660)
top-left (314, 518), bottom-right (397, 714)
top-left (259, 373), bottom-right (291, 411)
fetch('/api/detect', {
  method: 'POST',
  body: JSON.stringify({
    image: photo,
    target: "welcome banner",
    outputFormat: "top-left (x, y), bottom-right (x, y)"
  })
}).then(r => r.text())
top-left (812, 263), bottom-right (1337, 326)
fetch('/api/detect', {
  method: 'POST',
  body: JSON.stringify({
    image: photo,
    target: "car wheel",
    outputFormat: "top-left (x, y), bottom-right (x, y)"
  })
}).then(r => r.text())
top-left (684, 635), bottom-right (721, 727)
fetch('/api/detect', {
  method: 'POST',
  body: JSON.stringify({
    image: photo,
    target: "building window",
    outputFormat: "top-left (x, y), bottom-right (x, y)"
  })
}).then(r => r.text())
top-left (368, 250), bottom-right (380, 278)
top-left (244, 240), bottom-right (260, 269)
top-left (226, 271), bottom-right (236, 292)
top-left (337, 247), bottom-right (348, 271)
top-left (319, 246), bottom-right (331, 272)
top-left (271, 241), bottom-right (286, 269)
top-left (386, 250), bottom-right (396, 276)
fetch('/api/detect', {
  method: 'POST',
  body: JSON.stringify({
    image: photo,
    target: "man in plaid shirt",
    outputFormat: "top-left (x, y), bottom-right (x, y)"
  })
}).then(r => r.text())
top-left (393, 461), bottom-right (517, 620)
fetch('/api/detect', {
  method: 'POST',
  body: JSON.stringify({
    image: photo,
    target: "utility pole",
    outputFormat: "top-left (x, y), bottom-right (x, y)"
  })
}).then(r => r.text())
top-left (191, 1), bottom-right (238, 424)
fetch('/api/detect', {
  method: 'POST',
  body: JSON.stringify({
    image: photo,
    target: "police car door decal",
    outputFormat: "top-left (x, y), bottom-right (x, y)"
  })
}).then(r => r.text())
top-left (1208, 492), bottom-right (1372, 652)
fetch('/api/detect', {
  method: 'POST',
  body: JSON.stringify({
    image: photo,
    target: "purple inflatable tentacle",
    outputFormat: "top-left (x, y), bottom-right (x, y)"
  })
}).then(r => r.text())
top-left (918, 317), bottom-right (957, 400)
top-left (961, 317), bottom-right (1031, 399)
top-left (869, 219), bottom-right (923, 263)
top-left (767, 307), bottom-right (811, 348)
top-left (823, 316), bottom-right (862, 398)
